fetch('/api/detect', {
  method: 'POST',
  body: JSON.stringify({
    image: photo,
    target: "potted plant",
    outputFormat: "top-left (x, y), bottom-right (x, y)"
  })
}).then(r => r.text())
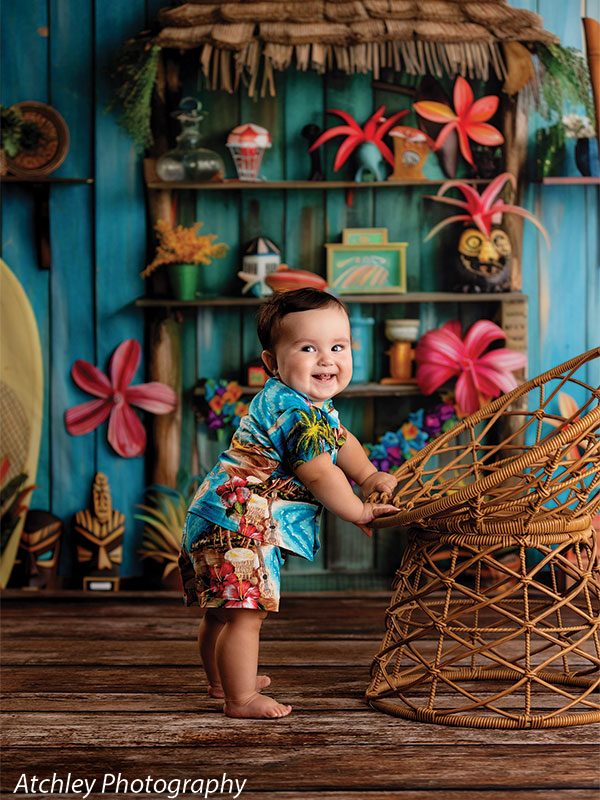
top-left (534, 44), bottom-right (597, 178)
top-left (135, 472), bottom-right (201, 589)
top-left (140, 219), bottom-right (228, 300)
top-left (0, 105), bottom-right (45, 175)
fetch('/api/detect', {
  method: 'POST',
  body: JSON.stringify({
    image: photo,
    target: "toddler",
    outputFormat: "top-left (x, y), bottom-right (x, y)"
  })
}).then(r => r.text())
top-left (179, 288), bottom-right (397, 718)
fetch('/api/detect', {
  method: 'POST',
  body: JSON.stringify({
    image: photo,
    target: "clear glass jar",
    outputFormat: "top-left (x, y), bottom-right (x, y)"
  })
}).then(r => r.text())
top-left (156, 97), bottom-right (225, 182)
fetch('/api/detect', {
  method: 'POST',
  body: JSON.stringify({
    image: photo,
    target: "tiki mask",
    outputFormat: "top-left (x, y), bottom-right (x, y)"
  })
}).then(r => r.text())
top-left (74, 472), bottom-right (124, 590)
top-left (455, 227), bottom-right (512, 292)
top-left (10, 510), bottom-right (62, 589)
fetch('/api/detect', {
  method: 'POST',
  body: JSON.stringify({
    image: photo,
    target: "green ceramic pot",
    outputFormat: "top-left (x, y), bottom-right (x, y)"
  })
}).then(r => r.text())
top-left (167, 263), bottom-right (201, 301)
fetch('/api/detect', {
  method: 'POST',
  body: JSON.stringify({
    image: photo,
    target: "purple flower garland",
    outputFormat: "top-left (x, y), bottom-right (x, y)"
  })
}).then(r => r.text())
top-left (364, 401), bottom-right (458, 474)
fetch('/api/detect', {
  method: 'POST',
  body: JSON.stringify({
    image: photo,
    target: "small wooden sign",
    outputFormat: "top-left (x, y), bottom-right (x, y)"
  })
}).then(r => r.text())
top-left (326, 243), bottom-right (407, 294)
top-left (342, 227), bottom-right (388, 245)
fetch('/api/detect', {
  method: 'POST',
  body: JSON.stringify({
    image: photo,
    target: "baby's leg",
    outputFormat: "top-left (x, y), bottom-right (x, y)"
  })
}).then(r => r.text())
top-left (198, 609), bottom-right (270, 697)
top-left (215, 608), bottom-right (292, 718)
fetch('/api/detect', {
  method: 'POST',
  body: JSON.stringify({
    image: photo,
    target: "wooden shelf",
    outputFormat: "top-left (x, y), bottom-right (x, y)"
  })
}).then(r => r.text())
top-left (136, 292), bottom-right (526, 308)
top-left (143, 158), bottom-right (490, 190)
top-left (1, 176), bottom-right (93, 184)
top-left (195, 382), bottom-right (421, 398)
top-left (145, 177), bottom-right (491, 190)
top-left (537, 176), bottom-right (600, 185)
top-left (1, 175), bottom-right (93, 268)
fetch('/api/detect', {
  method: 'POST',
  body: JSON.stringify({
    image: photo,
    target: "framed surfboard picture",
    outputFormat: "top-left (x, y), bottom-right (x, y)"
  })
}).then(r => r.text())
top-left (325, 242), bottom-right (407, 294)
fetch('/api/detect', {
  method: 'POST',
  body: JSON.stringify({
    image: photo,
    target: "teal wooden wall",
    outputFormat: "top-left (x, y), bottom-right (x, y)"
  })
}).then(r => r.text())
top-left (1, 0), bottom-right (598, 585)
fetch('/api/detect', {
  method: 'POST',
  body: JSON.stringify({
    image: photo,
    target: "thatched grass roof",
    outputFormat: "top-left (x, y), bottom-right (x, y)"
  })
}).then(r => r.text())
top-left (153, 0), bottom-right (558, 94)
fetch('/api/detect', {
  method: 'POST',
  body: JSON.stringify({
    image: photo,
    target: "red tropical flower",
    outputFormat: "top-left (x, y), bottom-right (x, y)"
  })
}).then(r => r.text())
top-left (238, 516), bottom-right (262, 542)
top-left (223, 578), bottom-right (261, 609)
top-left (65, 339), bottom-right (177, 458)
top-left (309, 105), bottom-right (409, 170)
top-left (415, 319), bottom-right (527, 415)
top-left (413, 76), bottom-right (503, 166)
top-left (216, 476), bottom-right (251, 508)
top-left (209, 561), bottom-right (235, 594)
top-left (424, 173), bottom-right (550, 247)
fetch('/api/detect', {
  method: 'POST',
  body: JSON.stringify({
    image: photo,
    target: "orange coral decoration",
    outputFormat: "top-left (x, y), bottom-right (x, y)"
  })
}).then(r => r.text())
top-left (141, 220), bottom-right (228, 278)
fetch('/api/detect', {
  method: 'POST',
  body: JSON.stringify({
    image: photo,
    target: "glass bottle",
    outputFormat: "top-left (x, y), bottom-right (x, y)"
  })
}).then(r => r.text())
top-left (156, 97), bottom-right (225, 182)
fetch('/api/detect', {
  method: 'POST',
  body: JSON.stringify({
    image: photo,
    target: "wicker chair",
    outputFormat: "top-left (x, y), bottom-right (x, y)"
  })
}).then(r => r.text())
top-left (366, 348), bottom-right (600, 728)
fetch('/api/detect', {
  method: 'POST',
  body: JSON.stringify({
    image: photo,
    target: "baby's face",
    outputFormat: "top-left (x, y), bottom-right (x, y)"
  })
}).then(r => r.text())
top-left (263, 306), bottom-right (353, 407)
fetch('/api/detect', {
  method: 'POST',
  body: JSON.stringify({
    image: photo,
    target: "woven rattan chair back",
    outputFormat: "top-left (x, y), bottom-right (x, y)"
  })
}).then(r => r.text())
top-left (368, 347), bottom-right (600, 533)
top-left (366, 348), bottom-right (600, 728)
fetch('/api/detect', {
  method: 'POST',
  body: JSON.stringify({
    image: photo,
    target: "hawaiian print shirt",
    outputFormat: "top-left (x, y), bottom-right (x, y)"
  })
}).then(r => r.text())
top-left (184, 378), bottom-right (347, 561)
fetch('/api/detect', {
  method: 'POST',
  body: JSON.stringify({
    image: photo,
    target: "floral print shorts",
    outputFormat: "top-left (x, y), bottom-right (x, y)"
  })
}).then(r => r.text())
top-left (179, 516), bottom-right (284, 612)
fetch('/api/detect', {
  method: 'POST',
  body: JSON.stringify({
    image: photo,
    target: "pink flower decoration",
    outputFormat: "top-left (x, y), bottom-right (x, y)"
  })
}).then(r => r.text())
top-left (415, 320), bottom-right (527, 415)
top-left (413, 76), bottom-right (503, 166)
top-left (65, 339), bottom-right (177, 458)
top-left (424, 173), bottom-right (550, 248)
top-left (216, 476), bottom-right (251, 508)
top-left (223, 578), bottom-right (261, 609)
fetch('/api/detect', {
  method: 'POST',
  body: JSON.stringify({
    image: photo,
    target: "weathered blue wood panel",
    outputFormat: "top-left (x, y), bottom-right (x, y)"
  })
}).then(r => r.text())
top-left (49, 184), bottom-right (95, 578)
top-left (47, 0), bottom-right (94, 579)
top-left (93, 2), bottom-right (147, 576)
top-left (49, 0), bottom-right (93, 178)
top-left (0, 1), bottom-right (48, 105)
top-left (1, 0), bottom-right (51, 510)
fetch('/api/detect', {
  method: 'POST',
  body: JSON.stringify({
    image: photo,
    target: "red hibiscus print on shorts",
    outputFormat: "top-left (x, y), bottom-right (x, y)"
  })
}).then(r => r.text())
top-left (208, 561), bottom-right (235, 594)
top-left (223, 578), bottom-right (261, 609)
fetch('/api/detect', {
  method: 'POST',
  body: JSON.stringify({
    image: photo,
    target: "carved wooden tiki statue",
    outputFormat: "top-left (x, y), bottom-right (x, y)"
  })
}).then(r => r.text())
top-left (74, 472), bottom-right (124, 590)
top-left (10, 510), bottom-right (63, 589)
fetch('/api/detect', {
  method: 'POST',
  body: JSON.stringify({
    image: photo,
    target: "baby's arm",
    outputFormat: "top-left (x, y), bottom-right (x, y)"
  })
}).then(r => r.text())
top-left (295, 453), bottom-right (396, 536)
top-left (336, 430), bottom-right (397, 498)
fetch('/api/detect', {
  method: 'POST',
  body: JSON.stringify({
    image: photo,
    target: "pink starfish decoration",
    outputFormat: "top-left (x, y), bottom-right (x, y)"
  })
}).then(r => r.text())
top-left (415, 320), bottom-right (527, 415)
top-left (413, 76), bottom-right (504, 167)
top-left (65, 339), bottom-right (177, 458)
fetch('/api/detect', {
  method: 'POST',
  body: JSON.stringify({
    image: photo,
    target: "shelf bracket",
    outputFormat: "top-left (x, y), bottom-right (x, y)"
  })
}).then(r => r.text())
top-left (32, 182), bottom-right (51, 270)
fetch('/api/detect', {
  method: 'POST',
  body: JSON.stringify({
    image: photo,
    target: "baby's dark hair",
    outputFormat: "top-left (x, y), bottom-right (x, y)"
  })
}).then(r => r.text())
top-left (256, 288), bottom-right (349, 352)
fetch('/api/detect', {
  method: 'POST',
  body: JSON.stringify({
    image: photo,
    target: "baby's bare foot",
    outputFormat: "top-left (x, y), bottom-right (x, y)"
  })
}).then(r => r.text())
top-left (208, 675), bottom-right (271, 699)
top-left (224, 692), bottom-right (292, 719)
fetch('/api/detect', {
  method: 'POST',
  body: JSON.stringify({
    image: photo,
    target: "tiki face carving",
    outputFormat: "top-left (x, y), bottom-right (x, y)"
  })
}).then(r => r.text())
top-left (74, 472), bottom-right (124, 588)
top-left (92, 472), bottom-right (112, 523)
top-left (456, 227), bottom-right (512, 292)
top-left (12, 511), bottom-right (62, 589)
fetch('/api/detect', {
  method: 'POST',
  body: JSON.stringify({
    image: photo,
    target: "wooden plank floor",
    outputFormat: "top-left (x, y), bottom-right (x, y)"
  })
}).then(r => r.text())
top-left (1, 590), bottom-right (599, 800)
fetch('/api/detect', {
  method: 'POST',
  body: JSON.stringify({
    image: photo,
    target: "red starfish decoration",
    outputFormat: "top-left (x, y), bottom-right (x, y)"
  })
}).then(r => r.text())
top-left (309, 105), bottom-right (409, 171)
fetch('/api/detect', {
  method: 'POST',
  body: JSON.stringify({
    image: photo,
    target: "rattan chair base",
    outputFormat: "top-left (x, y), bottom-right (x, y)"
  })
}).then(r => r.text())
top-left (369, 682), bottom-right (600, 729)
top-left (367, 525), bottom-right (600, 728)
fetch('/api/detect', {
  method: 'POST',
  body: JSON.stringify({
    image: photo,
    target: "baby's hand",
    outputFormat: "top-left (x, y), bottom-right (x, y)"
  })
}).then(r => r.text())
top-left (361, 471), bottom-right (397, 499)
top-left (354, 502), bottom-right (398, 537)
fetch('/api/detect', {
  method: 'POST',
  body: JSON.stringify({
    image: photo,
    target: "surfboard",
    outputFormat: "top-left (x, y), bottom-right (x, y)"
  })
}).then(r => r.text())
top-left (0, 259), bottom-right (44, 588)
